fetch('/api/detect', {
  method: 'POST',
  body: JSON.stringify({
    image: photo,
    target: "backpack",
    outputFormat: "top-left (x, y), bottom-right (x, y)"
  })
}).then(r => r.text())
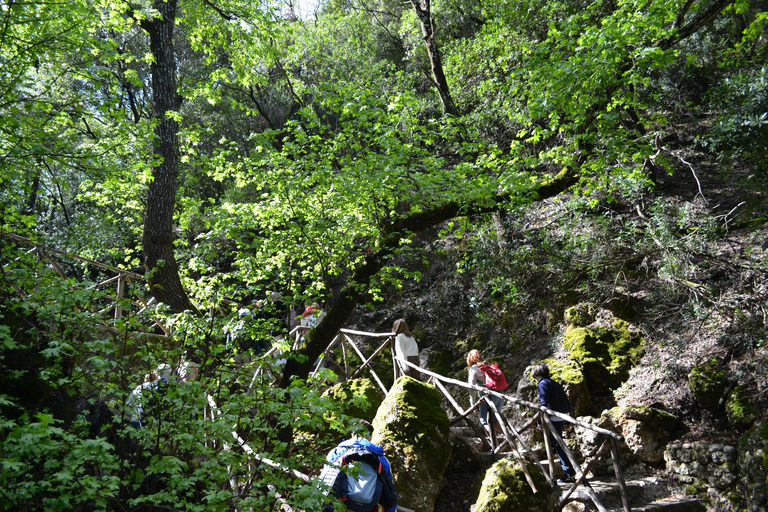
top-left (479, 363), bottom-right (508, 391)
top-left (319, 445), bottom-right (397, 512)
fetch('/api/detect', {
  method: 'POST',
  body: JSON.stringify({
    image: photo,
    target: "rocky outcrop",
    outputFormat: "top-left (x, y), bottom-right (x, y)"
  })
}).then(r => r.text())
top-left (735, 422), bottom-right (768, 511)
top-left (562, 319), bottom-right (644, 395)
top-left (688, 359), bottom-right (730, 411)
top-left (473, 457), bottom-right (557, 512)
top-left (725, 386), bottom-right (757, 431)
top-left (602, 406), bottom-right (681, 464)
top-left (372, 376), bottom-right (451, 512)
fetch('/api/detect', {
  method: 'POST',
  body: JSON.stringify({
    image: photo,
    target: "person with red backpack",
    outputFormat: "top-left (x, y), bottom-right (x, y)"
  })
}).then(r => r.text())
top-left (466, 349), bottom-right (507, 448)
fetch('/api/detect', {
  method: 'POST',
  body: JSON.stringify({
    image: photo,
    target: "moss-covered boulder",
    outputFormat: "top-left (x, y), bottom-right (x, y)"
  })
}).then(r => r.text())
top-left (736, 422), bottom-right (768, 511)
top-left (371, 376), bottom-right (451, 512)
top-left (473, 457), bottom-right (557, 512)
top-left (725, 386), bottom-right (757, 431)
top-left (564, 303), bottom-right (597, 330)
top-left (562, 320), bottom-right (644, 395)
top-left (688, 359), bottom-right (729, 411)
top-left (322, 378), bottom-right (383, 424)
top-left (603, 406), bottom-right (681, 463)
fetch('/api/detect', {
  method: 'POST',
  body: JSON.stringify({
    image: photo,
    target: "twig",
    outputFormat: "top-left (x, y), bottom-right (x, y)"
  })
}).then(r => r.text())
top-left (671, 150), bottom-right (707, 204)
top-left (715, 201), bottom-right (745, 232)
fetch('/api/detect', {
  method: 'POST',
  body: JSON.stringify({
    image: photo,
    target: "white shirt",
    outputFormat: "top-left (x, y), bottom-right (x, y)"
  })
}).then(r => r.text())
top-left (467, 363), bottom-right (486, 406)
top-left (394, 333), bottom-right (419, 360)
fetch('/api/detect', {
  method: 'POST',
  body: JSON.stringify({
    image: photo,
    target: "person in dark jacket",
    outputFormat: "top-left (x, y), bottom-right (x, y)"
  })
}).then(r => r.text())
top-left (532, 363), bottom-right (576, 483)
top-left (323, 420), bottom-right (397, 512)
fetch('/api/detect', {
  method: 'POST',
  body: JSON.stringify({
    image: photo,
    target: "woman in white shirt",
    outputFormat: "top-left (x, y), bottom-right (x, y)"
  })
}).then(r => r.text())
top-left (467, 349), bottom-right (504, 447)
top-left (392, 319), bottom-right (419, 378)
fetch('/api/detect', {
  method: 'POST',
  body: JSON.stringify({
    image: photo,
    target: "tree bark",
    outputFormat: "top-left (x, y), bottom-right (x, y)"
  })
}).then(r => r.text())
top-left (408, 0), bottom-right (459, 116)
top-left (139, 0), bottom-right (194, 313)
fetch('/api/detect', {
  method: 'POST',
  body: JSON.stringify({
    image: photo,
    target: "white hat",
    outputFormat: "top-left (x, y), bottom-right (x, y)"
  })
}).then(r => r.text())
top-left (238, 308), bottom-right (252, 318)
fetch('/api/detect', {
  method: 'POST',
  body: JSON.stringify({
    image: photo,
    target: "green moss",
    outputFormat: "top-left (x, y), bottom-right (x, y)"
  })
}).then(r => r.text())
top-left (726, 386), bottom-right (757, 430)
top-left (323, 378), bottom-right (383, 423)
top-left (373, 377), bottom-right (450, 481)
top-left (684, 480), bottom-right (707, 496)
top-left (474, 458), bottom-right (553, 512)
top-left (738, 422), bottom-right (768, 474)
top-left (562, 323), bottom-right (644, 394)
top-left (688, 359), bottom-right (728, 410)
top-left (564, 304), bottom-right (596, 329)
top-left (545, 358), bottom-right (585, 386)
top-left (467, 332), bottom-right (486, 351)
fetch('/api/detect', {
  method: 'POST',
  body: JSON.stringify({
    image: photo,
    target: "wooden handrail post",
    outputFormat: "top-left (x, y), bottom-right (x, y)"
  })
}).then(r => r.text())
top-left (610, 437), bottom-right (631, 512)
top-left (486, 397), bottom-right (538, 494)
top-left (115, 273), bottom-right (125, 321)
top-left (540, 412), bottom-right (556, 481)
top-left (542, 414), bottom-right (608, 512)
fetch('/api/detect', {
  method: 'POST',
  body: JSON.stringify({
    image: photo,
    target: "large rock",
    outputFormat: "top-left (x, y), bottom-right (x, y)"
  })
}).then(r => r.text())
top-left (569, 415), bottom-right (613, 477)
top-left (371, 376), bottom-right (451, 512)
top-left (603, 406), bottom-right (681, 464)
top-left (725, 386), bottom-right (757, 431)
top-left (562, 319), bottom-right (644, 395)
top-left (473, 457), bottom-right (557, 512)
top-left (688, 359), bottom-right (729, 411)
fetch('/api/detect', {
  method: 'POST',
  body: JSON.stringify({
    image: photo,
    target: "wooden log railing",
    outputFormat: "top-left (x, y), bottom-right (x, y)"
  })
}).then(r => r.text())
top-left (298, 335), bottom-right (629, 512)
top-left (395, 356), bottom-right (630, 512)
top-left (2, 232), bottom-right (169, 335)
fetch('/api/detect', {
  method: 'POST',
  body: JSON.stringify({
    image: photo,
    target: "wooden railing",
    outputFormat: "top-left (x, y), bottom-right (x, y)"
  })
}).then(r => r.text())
top-left (2, 232), bottom-right (169, 335)
top-left (397, 357), bottom-right (630, 512)
top-left (262, 325), bottom-right (632, 511)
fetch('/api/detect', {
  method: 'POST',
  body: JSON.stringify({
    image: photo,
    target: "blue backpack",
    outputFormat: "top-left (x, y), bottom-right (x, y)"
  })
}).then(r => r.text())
top-left (319, 446), bottom-right (397, 512)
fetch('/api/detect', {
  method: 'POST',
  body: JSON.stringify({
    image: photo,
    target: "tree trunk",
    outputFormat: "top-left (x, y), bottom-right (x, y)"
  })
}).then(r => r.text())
top-left (409, 0), bottom-right (459, 116)
top-left (139, 0), bottom-right (194, 313)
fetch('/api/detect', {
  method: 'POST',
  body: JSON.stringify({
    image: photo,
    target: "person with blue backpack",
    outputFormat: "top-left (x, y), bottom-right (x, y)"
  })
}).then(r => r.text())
top-left (319, 420), bottom-right (398, 512)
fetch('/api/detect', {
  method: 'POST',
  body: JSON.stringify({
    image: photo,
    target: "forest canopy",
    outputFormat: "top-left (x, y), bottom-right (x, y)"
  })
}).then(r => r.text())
top-left (1, 0), bottom-right (766, 509)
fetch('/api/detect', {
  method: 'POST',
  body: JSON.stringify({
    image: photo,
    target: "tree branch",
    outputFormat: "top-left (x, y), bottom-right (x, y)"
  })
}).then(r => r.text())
top-left (279, 169), bottom-right (578, 385)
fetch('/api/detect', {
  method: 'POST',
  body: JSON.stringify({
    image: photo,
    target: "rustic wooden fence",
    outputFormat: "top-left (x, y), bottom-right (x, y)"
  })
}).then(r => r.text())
top-left (2, 232), bottom-right (169, 335)
top-left (284, 327), bottom-right (631, 512)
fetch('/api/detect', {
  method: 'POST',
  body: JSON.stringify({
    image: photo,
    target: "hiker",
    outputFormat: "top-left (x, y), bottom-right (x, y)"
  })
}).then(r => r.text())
top-left (227, 307), bottom-right (270, 362)
top-left (392, 318), bottom-right (419, 378)
top-left (321, 420), bottom-right (397, 512)
top-left (301, 301), bottom-right (326, 329)
top-left (532, 363), bottom-right (576, 483)
top-left (467, 349), bottom-right (504, 446)
top-left (128, 364), bottom-right (171, 428)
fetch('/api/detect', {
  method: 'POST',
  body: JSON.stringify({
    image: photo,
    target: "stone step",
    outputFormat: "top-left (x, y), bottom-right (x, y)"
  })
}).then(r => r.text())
top-left (620, 496), bottom-right (706, 512)
top-left (561, 477), bottom-right (703, 512)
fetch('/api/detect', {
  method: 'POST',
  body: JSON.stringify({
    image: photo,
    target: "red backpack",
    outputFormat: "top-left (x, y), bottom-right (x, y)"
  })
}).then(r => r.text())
top-left (479, 363), bottom-right (508, 391)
